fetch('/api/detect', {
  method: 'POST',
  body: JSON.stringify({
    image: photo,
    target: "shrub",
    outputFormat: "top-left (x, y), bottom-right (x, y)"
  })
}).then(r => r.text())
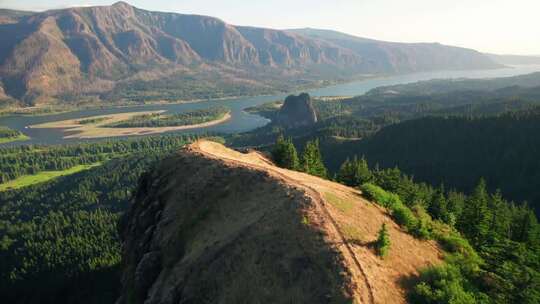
top-left (392, 204), bottom-right (418, 229)
top-left (410, 264), bottom-right (479, 304)
top-left (362, 183), bottom-right (423, 233)
top-left (413, 219), bottom-right (432, 239)
top-left (438, 233), bottom-right (473, 255)
top-left (410, 252), bottom-right (487, 304)
top-left (361, 183), bottom-right (402, 208)
top-left (412, 206), bottom-right (433, 239)
top-left (376, 223), bottom-right (391, 257)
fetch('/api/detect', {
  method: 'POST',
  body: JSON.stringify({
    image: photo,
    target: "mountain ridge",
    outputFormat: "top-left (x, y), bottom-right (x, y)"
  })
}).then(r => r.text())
top-left (0, 2), bottom-right (501, 106)
top-left (118, 140), bottom-right (442, 303)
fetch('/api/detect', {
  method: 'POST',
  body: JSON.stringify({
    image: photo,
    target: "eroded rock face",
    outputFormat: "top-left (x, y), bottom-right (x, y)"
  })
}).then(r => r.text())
top-left (116, 147), bottom-right (352, 304)
top-left (277, 93), bottom-right (318, 128)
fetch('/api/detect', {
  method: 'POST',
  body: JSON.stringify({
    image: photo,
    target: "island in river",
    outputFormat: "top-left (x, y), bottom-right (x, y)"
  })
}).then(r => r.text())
top-left (29, 110), bottom-right (232, 139)
top-left (0, 127), bottom-right (29, 144)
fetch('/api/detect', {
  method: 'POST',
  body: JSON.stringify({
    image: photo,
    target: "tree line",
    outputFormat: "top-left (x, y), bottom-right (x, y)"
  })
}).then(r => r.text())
top-left (0, 135), bottom-right (196, 183)
top-left (271, 136), bottom-right (540, 303)
top-left (324, 108), bottom-right (540, 216)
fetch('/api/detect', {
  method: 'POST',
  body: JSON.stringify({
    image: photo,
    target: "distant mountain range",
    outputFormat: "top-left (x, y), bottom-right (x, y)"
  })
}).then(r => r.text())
top-left (0, 2), bottom-right (514, 106)
top-left (487, 53), bottom-right (540, 65)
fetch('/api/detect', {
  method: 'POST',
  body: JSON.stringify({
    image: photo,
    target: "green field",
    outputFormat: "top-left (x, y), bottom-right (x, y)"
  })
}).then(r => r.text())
top-left (0, 134), bottom-right (29, 144)
top-left (0, 163), bottom-right (101, 191)
top-left (0, 127), bottom-right (30, 144)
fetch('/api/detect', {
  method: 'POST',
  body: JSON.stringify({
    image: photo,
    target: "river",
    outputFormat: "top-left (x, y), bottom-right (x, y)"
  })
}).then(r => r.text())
top-left (1, 64), bottom-right (540, 146)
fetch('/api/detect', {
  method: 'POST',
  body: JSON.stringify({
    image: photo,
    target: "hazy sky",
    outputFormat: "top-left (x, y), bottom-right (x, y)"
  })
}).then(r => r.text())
top-left (1, 0), bottom-right (538, 55)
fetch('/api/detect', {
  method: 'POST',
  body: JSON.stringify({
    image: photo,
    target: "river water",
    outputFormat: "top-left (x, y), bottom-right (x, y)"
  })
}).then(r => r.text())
top-left (2, 64), bottom-right (540, 146)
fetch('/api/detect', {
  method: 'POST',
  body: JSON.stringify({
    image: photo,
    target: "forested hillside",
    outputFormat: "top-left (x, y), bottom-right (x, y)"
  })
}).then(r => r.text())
top-left (270, 136), bottom-right (540, 303)
top-left (320, 109), bottom-right (540, 216)
top-left (234, 78), bottom-right (540, 150)
top-left (234, 76), bottom-right (540, 216)
top-left (0, 135), bottom-right (195, 304)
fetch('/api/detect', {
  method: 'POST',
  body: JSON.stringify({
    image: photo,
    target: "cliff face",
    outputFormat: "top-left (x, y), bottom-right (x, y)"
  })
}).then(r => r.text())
top-left (0, 2), bottom-right (361, 104)
top-left (289, 28), bottom-right (503, 74)
top-left (277, 93), bottom-right (318, 128)
top-left (0, 2), bottom-right (501, 105)
top-left (117, 141), bottom-right (443, 304)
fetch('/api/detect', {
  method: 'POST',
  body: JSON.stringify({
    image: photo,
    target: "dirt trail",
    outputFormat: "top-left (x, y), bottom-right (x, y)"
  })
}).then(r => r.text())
top-left (188, 140), bottom-right (443, 304)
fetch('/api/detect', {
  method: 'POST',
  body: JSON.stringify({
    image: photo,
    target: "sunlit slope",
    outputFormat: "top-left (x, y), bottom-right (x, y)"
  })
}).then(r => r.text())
top-left (118, 140), bottom-right (442, 304)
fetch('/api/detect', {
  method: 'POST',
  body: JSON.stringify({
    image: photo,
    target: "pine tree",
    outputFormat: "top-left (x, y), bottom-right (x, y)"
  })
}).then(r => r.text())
top-left (376, 223), bottom-right (390, 257)
top-left (301, 139), bottom-right (327, 178)
top-left (271, 134), bottom-right (287, 167)
top-left (283, 138), bottom-right (299, 170)
top-left (271, 135), bottom-right (299, 170)
top-left (487, 190), bottom-right (511, 240)
top-left (337, 156), bottom-right (373, 187)
top-left (459, 179), bottom-right (491, 246)
top-left (429, 185), bottom-right (449, 223)
top-left (512, 205), bottom-right (540, 245)
top-left (354, 156), bottom-right (373, 186)
top-left (337, 158), bottom-right (355, 186)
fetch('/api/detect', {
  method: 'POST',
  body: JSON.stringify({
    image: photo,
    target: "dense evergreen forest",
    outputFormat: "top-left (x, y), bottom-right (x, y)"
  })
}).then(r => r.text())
top-left (0, 135), bottom-right (196, 304)
top-left (234, 83), bottom-right (540, 149)
top-left (2, 71), bottom-right (540, 303)
top-left (234, 79), bottom-right (540, 216)
top-left (102, 71), bottom-right (294, 104)
top-left (318, 109), bottom-right (540, 216)
top-left (272, 137), bottom-right (540, 303)
top-left (105, 106), bottom-right (229, 128)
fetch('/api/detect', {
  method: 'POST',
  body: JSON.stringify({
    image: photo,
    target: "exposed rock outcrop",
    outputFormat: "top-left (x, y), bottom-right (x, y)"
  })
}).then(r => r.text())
top-left (0, 2), bottom-right (500, 104)
top-left (277, 93), bottom-right (318, 128)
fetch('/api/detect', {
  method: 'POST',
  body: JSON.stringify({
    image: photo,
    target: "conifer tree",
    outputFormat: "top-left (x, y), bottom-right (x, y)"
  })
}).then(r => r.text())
top-left (375, 223), bottom-right (390, 257)
top-left (513, 206), bottom-right (540, 245)
top-left (271, 134), bottom-right (287, 166)
top-left (460, 179), bottom-right (491, 246)
top-left (301, 139), bottom-right (327, 178)
top-left (282, 137), bottom-right (299, 170)
top-left (271, 135), bottom-right (299, 170)
top-left (429, 186), bottom-right (449, 223)
top-left (337, 156), bottom-right (373, 187)
top-left (487, 190), bottom-right (511, 240)
top-left (337, 158), bottom-right (355, 186)
top-left (354, 156), bottom-right (373, 186)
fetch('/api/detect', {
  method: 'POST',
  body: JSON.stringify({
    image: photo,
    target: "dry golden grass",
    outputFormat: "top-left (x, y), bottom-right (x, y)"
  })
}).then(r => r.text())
top-left (188, 140), bottom-right (444, 304)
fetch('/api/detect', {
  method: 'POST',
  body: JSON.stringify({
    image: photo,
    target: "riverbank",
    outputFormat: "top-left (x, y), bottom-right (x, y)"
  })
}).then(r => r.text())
top-left (0, 134), bottom-right (30, 144)
top-left (29, 111), bottom-right (232, 139)
top-left (0, 76), bottom-right (365, 118)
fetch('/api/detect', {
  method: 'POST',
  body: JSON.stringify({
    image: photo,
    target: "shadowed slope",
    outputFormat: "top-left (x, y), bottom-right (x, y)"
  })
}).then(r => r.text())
top-left (117, 140), bottom-right (443, 304)
top-left (0, 2), bottom-right (500, 105)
